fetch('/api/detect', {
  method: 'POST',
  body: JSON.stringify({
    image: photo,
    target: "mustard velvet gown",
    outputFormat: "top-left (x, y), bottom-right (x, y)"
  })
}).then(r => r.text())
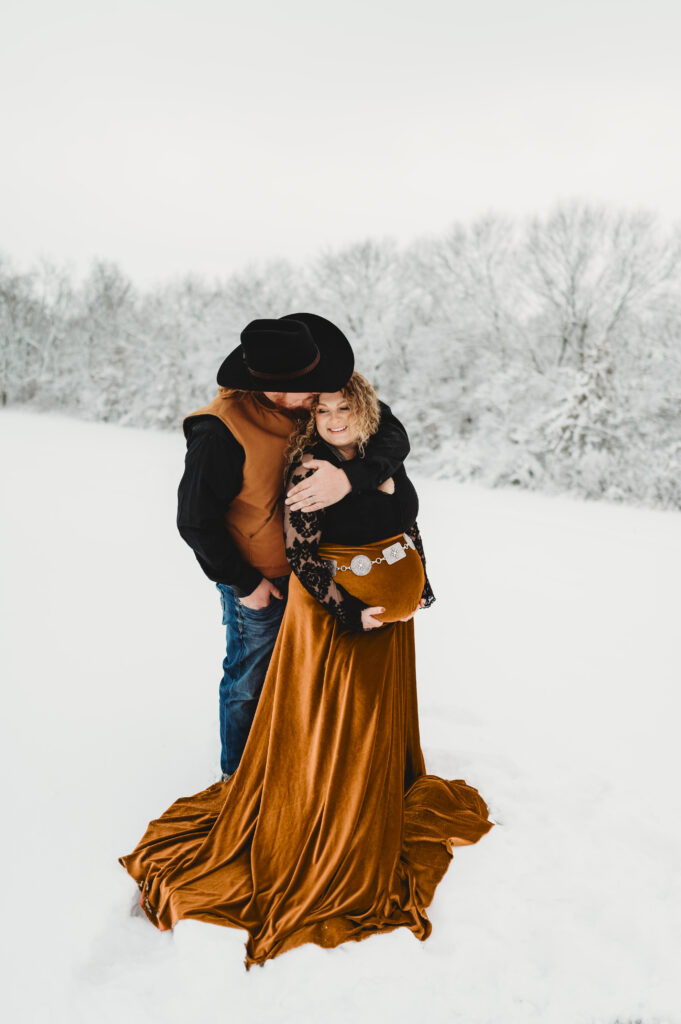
top-left (120, 462), bottom-right (493, 967)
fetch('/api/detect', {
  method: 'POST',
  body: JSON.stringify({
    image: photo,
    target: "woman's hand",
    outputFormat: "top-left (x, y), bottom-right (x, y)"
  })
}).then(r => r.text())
top-left (361, 606), bottom-right (385, 630)
top-left (397, 598), bottom-right (426, 622)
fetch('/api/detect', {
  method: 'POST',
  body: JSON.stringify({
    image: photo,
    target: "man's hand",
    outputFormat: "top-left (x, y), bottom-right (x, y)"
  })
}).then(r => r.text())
top-left (239, 578), bottom-right (284, 610)
top-left (285, 459), bottom-right (352, 512)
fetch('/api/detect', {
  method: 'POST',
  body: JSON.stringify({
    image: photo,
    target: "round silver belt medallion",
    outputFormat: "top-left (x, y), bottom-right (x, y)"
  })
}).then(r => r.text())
top-left (350, 555), bottom-right (372, 576)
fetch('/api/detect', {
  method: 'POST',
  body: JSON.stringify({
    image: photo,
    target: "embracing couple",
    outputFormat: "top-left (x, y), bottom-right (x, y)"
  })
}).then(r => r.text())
top-left (120, 312), bottom-right (493, 967)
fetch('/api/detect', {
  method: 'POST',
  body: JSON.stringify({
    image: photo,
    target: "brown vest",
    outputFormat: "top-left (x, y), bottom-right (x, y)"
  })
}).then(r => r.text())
top-left (184, 391), bottom-right (300, 578)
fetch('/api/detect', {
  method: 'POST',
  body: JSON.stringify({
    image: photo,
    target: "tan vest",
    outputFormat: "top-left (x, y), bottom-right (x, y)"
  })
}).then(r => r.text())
top-left (184, 391), bottom-right (299, 578)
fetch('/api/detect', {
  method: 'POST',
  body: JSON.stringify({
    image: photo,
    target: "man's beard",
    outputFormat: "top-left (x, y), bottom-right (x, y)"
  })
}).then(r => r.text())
top-left (260, 394), bottom-right (314, 413)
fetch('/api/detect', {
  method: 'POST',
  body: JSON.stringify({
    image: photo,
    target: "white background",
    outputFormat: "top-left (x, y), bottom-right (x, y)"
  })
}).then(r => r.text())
top-left (2, 0), bottom-right (680, 283)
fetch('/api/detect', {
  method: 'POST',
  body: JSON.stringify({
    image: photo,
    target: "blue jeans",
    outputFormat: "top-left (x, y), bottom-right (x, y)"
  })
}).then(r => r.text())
top-left (215, 575), bottom-right (290, 775)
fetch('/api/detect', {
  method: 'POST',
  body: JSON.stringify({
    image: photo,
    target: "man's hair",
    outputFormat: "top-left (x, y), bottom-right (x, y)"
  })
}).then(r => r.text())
top-left (284, 372), bottom-right (380, 476)
top-left (217, 386), bottom-right (250, 401)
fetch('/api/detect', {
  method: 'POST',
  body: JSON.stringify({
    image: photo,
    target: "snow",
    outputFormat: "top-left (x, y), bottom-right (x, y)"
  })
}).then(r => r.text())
top-left (1, 408), bottom-right (680, 1024)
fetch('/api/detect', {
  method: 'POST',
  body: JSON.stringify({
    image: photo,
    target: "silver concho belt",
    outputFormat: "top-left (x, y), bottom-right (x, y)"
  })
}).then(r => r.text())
top-left (327, 533), bottom-right (416, 578)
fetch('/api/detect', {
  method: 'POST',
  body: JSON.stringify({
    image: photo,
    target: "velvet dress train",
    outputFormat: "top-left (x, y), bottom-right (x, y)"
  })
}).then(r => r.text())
top-left (119, 538), bottom-right (494, 967)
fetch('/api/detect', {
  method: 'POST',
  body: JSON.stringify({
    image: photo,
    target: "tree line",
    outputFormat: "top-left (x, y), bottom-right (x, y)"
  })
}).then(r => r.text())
top-left (1, 201), bottom-right (680, 508)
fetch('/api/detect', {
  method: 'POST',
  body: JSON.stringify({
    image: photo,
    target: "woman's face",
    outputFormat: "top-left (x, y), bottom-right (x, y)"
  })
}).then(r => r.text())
top-left (315, 391), bottom-right (359, 451)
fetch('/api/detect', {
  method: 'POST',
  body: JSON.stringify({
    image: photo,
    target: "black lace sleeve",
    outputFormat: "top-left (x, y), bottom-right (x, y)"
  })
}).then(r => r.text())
top-left (405, 520), bottom-right (435, 608)
top-left (284, 463), bottom-right (369, 631)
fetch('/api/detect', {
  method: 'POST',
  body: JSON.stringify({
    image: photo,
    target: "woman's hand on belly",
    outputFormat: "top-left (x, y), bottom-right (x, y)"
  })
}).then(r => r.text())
top-left (361, 606), bottom-right (386, 630)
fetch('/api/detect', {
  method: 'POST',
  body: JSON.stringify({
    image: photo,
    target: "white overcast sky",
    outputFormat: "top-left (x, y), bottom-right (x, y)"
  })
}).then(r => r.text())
top-left (1, 0), bottom-right (679, 285)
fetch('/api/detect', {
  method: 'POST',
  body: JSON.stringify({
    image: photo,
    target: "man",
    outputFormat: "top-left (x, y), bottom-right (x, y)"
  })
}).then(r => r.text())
top-left (177, 312), bottom-right (409, 780)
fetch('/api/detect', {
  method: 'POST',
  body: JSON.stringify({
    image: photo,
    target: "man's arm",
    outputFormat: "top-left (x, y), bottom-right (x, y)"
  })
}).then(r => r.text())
top-left (341, 400), bottom-right (409, 492)
top-left (176, 418), bottom-right (263, 597)
top-left (285, 401), bottom-right (410, 512)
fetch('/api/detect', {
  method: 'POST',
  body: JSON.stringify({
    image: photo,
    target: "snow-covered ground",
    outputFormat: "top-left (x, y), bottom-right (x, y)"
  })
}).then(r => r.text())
top-left (1, 408), bottom-right (680, 1024)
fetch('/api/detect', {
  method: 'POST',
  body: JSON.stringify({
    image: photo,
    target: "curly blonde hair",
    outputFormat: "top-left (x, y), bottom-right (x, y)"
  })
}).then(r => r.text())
top-left (284, 372), bottom-right (380, 475)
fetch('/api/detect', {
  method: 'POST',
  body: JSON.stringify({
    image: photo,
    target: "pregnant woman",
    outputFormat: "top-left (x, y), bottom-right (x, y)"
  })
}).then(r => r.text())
top-left (120, 372), bottom-right (493, 967)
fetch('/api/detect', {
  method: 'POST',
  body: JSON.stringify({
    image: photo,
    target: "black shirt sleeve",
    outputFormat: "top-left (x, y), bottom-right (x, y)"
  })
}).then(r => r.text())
top-left (340, 401), bottom-right (410, 493)
top-left (405, 521), bottom-right (436, 608)
top-left (176, 417), bottom-right (263, 596)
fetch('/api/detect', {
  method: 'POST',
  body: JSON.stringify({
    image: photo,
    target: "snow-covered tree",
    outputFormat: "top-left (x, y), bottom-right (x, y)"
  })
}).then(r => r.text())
top-left (2, 203), bottom-right (680, 509)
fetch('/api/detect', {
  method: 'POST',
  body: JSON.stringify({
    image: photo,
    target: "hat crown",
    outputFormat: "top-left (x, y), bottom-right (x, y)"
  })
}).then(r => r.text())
top-left (217, 311), bottom-right (354, 392)
top-left (240, 319), bottom-right (319, 378)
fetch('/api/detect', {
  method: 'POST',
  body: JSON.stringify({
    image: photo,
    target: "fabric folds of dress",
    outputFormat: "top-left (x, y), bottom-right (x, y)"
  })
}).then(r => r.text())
top-left (120, 545), bottom-right (493, 967)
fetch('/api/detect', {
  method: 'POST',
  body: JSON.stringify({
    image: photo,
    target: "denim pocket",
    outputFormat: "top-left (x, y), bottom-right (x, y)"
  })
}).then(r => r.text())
top-left (238, 595), bottom-right (281, 618)
top-left (216, 583), bottom-right (230, 626)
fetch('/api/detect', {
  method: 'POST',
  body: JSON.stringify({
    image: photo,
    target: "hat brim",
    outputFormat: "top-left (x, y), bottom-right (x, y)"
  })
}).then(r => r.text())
top-left (217, 313), bottom-right (355, 393)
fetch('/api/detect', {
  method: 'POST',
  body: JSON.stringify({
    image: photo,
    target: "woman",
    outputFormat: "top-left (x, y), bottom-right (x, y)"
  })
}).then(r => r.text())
top-left (120, 373), bottom-right (493, 967)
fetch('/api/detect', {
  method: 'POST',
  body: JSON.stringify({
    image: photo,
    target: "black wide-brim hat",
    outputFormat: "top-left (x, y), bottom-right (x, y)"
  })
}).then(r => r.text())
top-left (217, 312), bottom-right (354, 393)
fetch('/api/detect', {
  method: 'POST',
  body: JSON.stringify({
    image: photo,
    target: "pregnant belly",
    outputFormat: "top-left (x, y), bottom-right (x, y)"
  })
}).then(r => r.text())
top-left (318, 532), bottom-right (425, 623)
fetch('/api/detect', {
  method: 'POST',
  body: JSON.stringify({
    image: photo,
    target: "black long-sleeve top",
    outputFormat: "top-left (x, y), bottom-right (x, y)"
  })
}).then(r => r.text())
top-left (176, 398), bottom-right (410, 596)
top-left (284, 439), bottom-right (435, 632)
